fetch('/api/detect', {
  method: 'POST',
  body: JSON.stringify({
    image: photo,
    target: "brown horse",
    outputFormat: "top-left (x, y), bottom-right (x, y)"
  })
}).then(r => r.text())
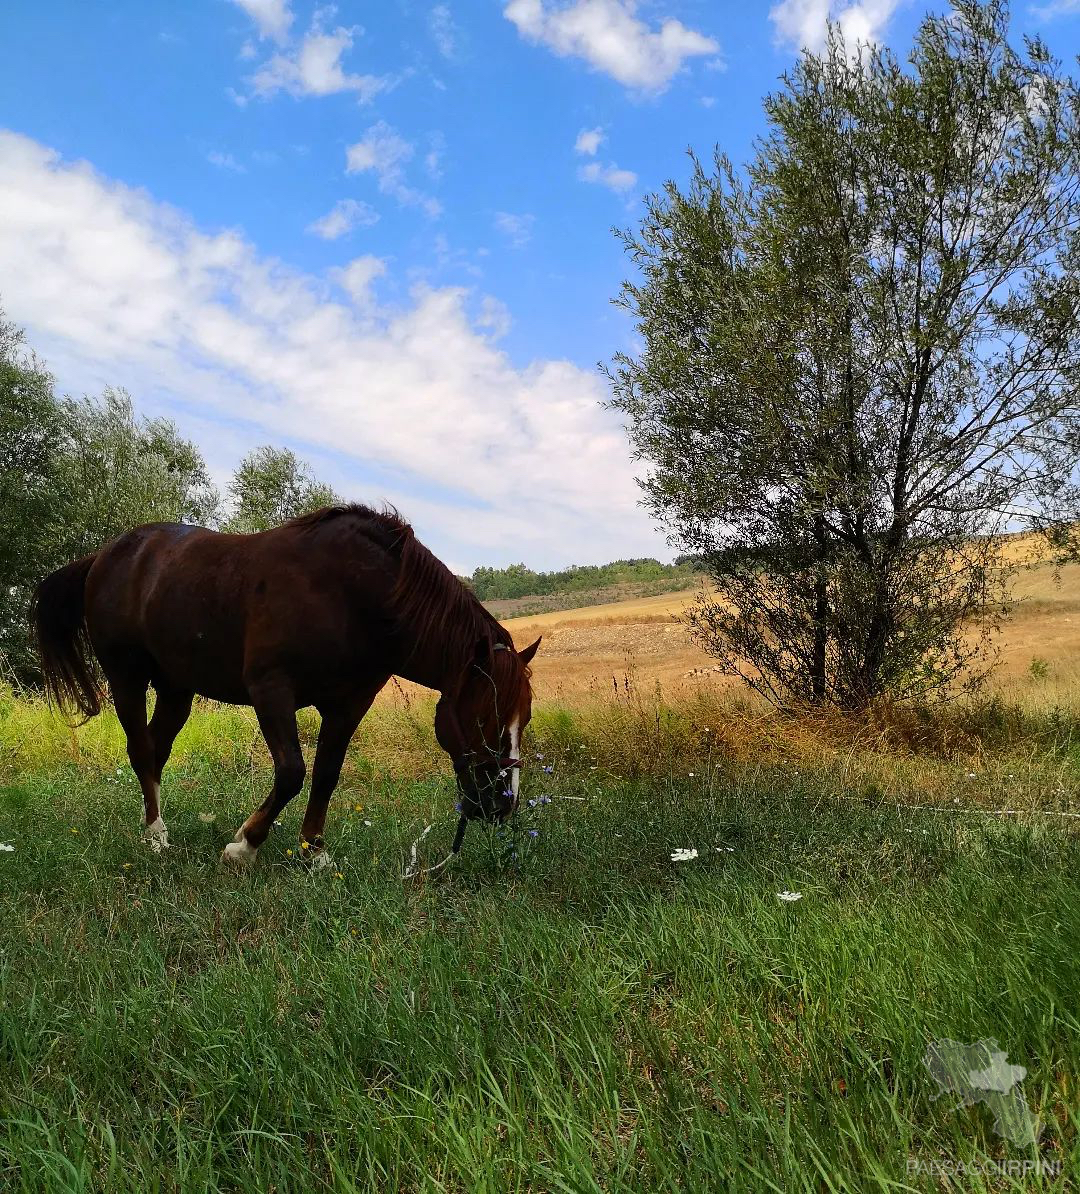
top-left (31, 505), bottom-right (540, 865)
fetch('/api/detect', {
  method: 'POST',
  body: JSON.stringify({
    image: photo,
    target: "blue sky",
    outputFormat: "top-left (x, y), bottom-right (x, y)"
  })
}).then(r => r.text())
top-left (2, 1), bottom-right (1079, 571)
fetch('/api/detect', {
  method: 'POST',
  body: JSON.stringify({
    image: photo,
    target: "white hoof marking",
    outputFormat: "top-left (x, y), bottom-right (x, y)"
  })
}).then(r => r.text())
top-left (222, 837), bottom-right (257, 866)
top-left (144, 817), bottom-right (169, 853)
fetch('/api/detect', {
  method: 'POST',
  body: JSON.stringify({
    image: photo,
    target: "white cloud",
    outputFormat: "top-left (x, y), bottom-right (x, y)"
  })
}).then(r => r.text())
top-left (346, 123), bottom-right (412, 175)
top-left (504, 0), bottom-right (719, 93)
top-left (207, 150), bottom-right (245, 173)
top-left (769, 0), bottom-right (900, 53)
top-left (578, 160), bottom-right (637, 194)
top-left (306, 198), bottom-right (380, 240)
top-left (0, 131), bottom-right (662, 567)
top-left (425, 132), bottom-right (446, 181)
top-left (250, 17), bottom-right (387, 101)
top-left (1031, 0), bottom-right (1080, 17)
top-left (346, 123), bottom-right (442, 219)
top-left (430, 5), bottom-right (458, 58)
top-left (330, 255), bottom-right (386, 308)
top-left (231, 0), bottom-right (293, 43)
top-left (574, 127), bottom-right (604, 155)
top-left (494, 211), bottom-right (535, 248)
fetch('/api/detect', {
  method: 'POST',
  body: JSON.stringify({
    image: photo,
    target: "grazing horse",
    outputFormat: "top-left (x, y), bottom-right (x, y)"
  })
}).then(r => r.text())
top-left (31, 505), bottom-right (540, 865)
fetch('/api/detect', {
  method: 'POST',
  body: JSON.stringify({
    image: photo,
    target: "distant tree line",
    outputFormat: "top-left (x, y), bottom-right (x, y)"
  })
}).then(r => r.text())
top-left (1, 308), bottom-right (338, 686)
top-left (466, 556), bottom-right (703, 602)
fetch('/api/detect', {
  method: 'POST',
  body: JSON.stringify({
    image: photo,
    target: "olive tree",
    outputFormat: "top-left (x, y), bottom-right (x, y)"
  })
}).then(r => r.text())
top-left (0, 317), bottom-right (66, 681)
top-left (223, 445), bottom-right (338, 533)
top-left (55, 388), bottom-right (220, 559)
top-left (1, 307), bottom-right (219, 684)
top-left (608, 0), bottom-right (1080, 708)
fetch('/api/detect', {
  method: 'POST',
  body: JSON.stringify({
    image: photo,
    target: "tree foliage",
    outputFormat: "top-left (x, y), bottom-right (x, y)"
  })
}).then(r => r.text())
top-left (0, 308), bottom-right (338, 685)
top-left (468, 558), bottom-right (695, 602)
top-left (608, 0), bottom-right (1080, 708)
top-left (222, 445), bottom-right (339, 534)
top-left (54, 389), bottom-right (221, 559)
top-left (0, 318), bottom-right (66, 681)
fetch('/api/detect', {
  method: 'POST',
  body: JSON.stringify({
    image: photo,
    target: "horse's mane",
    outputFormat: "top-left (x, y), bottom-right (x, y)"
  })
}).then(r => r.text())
top-left (289, 504), bottom-right (528, 699)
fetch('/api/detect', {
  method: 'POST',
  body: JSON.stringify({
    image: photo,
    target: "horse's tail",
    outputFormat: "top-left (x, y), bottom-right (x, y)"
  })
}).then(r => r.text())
top-left (30, 554), bottom-right (104, 720)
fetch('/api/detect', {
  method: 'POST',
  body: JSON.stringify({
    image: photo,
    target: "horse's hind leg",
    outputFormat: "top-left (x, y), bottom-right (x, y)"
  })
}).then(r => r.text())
top-left (223, 680), bottom-right (305, 866)
top-left (147, 684), bottom-right (194, 824)
top-left (111, 672), bottom-right (170, 851)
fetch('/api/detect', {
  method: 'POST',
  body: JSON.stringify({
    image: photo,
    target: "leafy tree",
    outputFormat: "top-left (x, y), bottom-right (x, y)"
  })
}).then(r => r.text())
top-left (0, 316), bottom-right (66, 681)
top-left (55, 388), bottom-right (220, 559)
top-left (1, 308), bottom-right (219, 684)
top-left (608, 0), bottom-right (1080, 709)
top-left (223, 445), bottom-right (338, 533)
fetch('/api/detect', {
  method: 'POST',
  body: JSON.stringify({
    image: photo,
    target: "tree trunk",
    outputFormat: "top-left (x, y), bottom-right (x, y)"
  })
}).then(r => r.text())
top-left (811, 513), bottom-right (828, 702)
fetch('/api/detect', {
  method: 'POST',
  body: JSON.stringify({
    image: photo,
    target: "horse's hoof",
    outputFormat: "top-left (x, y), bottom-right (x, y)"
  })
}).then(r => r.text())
top-left (307, 849), bottom-right (335, 872)
top-left (144, 818), bottom-right (169, 853)
top-left (221, 840), bottom-right (257, 866)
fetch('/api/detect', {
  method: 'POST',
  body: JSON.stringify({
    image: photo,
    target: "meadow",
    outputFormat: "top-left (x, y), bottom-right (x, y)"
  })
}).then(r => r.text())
top-left (1, 550), bottom-right (1079, 1192)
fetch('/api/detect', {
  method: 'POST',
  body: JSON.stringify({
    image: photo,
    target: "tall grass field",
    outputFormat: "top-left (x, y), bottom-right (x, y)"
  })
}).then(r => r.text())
top-left (2, 682), bottom-right (1079, 1191)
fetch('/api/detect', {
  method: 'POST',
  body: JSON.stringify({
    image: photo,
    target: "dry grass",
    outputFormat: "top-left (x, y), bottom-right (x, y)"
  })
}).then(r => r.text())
top-left (2, 536), bottom-right (1075, 814)
top-left (492, 549), bottom-right (1080, 704)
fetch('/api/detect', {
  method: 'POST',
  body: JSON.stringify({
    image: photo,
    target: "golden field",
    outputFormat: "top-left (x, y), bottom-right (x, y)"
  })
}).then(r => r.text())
top-left (498, 544), bottom-right (1080, 705)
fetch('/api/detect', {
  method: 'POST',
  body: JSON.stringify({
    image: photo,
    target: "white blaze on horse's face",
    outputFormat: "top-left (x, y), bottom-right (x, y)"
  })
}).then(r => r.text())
top-left (508, 717), bottom-right (521, 804)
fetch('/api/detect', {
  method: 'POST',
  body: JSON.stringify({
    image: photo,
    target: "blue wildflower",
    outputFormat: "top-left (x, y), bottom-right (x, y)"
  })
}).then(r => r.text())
top-left (527, 829), bottom-right (539, 838)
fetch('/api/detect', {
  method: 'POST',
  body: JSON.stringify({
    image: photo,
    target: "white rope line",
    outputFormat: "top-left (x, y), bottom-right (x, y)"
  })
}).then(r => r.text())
top-left (402, 823), bottom-right (458, 879)
top-left (890, 802), bottom-right (1080, 820)
top-left (401, 785), bottom-right (1078, 878)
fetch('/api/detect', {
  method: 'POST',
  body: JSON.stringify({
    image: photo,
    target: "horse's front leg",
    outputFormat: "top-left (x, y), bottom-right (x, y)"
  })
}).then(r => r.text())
top-left (223, 680), bottom-right (305, 866)
top-left (300, 682), bottom-right (388, 865)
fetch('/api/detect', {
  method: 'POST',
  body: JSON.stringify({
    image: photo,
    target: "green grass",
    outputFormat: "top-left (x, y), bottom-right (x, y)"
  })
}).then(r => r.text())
top-left (2, 722), bottom-right (1079, 1192)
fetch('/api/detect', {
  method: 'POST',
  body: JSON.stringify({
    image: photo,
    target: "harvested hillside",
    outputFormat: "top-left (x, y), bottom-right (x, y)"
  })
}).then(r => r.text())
top-left (482, 575), bottom-right (698, 620)
top-left (495, 552), bottom-right (1080, 702)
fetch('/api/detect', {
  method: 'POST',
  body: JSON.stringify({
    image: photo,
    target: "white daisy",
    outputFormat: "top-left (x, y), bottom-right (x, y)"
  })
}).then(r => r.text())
top-left (0, 843), bottom-right (14, 852)
top-left (670, 848), bottom-right (699, 862)
top-left (778, 890), bottom-right (802, 902)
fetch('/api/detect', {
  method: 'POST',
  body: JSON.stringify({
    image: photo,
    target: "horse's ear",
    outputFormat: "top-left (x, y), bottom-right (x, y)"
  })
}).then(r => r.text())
top-left (518, 636), bottom-right (542, 665)
top-left (471, 636), bottom-right (494, 672)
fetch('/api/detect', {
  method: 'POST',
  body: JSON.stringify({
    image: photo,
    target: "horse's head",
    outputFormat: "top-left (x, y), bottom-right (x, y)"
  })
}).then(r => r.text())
top-left (435, 635), bottom-right (541, 822)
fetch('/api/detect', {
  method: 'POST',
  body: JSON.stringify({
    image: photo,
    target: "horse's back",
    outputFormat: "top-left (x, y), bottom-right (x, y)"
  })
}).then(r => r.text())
top-left (84, 519), bottom-right (395, 705)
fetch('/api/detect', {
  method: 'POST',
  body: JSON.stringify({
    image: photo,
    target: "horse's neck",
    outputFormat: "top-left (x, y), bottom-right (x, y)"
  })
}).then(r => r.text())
top-left (394, 638), bottom-right (464, 694)
top-left (389, 599), bottom-right (485, 695)
top-left (380, 535), bottom-right (491, 694)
